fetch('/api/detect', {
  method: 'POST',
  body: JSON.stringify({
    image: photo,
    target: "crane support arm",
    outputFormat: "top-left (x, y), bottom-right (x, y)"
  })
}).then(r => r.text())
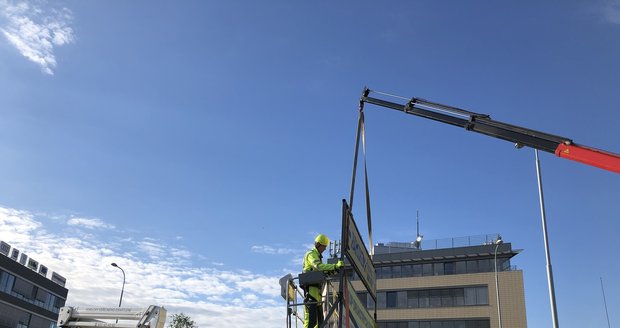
top-left (361, 88), bottom-right (620, 174)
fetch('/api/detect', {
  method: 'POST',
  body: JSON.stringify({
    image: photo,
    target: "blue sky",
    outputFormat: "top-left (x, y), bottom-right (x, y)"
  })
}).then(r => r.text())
top-left (1, 1), bottom-right (619, 327)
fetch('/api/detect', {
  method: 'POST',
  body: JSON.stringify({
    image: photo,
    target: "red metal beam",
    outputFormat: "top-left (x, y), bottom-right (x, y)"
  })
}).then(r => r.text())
top-left (555, 144), bottom-right (620, 174)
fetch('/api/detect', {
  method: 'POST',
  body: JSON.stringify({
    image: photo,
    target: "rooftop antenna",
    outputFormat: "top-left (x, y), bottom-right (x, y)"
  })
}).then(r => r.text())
top-left (413, 210), bottom-right (423, 249)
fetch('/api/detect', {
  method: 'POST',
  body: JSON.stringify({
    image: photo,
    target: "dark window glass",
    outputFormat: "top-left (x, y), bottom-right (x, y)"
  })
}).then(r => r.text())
top-left (387, 323), bottom-right (397, 328)
top-left (454, 321), bottom-right (466, 328)
top-left (412, 264), bottom-right (422, 277)
top-left (434, 263), bottom-right (444, 276)
top-left (35, 288), bottom-right (49, 303)
top-left (397, 291), bottom-right (407, 308)
top-left (357, 292), bottom-right (367, 309)
top-left (423, 264), bottom-right (433, 276)
top-left (441, 289), bottom-right (453, 307)
top-left (501, 259), bottom-right (511, 271)
top-left (466, 260), bottom-right (478, 273)
top-left (381, 266), bottom-right (392, 279)
top-left (367, 293), bottom-right (375, 309)
top-left (386, 291), bottom-right (398, 308)
top-left (408, 322), bottom-right (419, 328)
top-left (464, 287), bottom-right (476, 305)
top-left (430, 289), bottom-right (441, 307)
top-left (455, 261), bottom-right (466, 274)
top-left (442, 322), bottom-right (455, 328)
top-left (377, 292), bottom-right (386, 308)
top-left (402, 265), bottom-right (412, 277)
top-left (0, 271), bottom-right (15, 293)
top-left (431, 322), bottom-right (442, 328)
top-left (12, 277), bottom-right (34, 298)
top-left (454, 288), bottom-right (465, 306)
top-left (418, 290), bottom-right (429, 308)
top-left (407, 290), bottom-right (418, 308)
top-left (476, 286), bottom-right (488, 305)
top-left (444, 262), bottom-right (455, 275)
top-left (420, 322), bottom-right (430, 328)
top-left (478, 259), bottom-right (490, 272)
top-left (398, 323), bottom-right (408, 328)
top-left (29, 314), bottom-right (52, 328)
top-left (392, 265), bottom-right (402, 278)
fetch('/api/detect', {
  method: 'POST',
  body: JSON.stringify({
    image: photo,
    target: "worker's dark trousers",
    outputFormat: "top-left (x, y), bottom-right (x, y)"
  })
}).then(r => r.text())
top-left (304, 294), bottom-right (323, 328)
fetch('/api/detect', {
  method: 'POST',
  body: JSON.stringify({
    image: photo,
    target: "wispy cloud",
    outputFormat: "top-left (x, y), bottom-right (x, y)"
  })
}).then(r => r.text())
top-left (67, 217), bottom-right (115, 230)
top-left (251, 245), bottom-right (297, 255)
top-left (0, 0), bottom-right (74, 75)
top-left (0, 205), bottom-right (282, 327)
top-left (600, 0), bottom-right (620, 24)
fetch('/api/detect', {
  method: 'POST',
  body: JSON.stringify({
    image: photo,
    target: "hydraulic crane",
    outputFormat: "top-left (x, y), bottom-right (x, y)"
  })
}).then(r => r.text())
top-left (360, 88), bottom-right (620, 174)
top-left (57, 305), bottom-right (166, 328)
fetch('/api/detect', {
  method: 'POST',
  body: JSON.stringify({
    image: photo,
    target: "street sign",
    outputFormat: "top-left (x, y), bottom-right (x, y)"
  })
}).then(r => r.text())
top-left (345, 276), bottom-right (376, 328)
top-left (343, 201), bottom-right (376, 300)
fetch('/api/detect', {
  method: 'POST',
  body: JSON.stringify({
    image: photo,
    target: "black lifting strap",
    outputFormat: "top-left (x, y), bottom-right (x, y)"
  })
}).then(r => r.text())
top-left (348, 96), bottom-right (374, 257)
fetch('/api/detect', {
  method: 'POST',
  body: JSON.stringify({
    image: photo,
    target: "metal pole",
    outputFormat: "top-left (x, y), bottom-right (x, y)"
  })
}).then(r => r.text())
top-left (535, 150), bottom-right (560, 328)
top-left (600, 277), bottom-right (611, 328)
top-left (111, 263), bottom-right (126, 323)
top-left (494, 242), bottom-right (503, 328)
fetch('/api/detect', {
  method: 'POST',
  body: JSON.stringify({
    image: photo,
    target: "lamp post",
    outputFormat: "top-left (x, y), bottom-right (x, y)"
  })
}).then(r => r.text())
top-left (535, 150), bottom-right (560, 328)
top-left (494, 235), bottom-right (503, 328)
top-left (111, 263), bottom-right (125, 311)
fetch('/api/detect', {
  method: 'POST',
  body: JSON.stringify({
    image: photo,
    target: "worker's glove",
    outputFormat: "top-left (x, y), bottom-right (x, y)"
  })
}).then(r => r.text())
top-left (336, 260), bottom-right (344, 269)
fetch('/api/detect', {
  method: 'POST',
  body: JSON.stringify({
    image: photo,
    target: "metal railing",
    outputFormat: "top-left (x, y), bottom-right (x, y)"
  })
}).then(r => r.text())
top-left (380, 233), bottom-right (502, 251)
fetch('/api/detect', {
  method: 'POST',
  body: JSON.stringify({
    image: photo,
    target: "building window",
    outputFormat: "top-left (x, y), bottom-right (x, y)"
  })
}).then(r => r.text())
top-left (397, 291), bottom-right (407, 308)
top-left (429, 289), bottom-right (441, 307)
top-left (407, 290), bottom-right (419, 308)
top-left (379, 320), bottom-right (490, 328)
top-left (418, 290), bottom-right (429, 308)
top-left (466, 260), bottom-right (478, 273)
top-left (0, 269), bottom-right (65, 313)
top-left (422, 264), bottom-right (433, 276)
top-left (392, 266), bottom-right (402, 278)
top-left (402, 265), bottom-right (412, 277)
top-left (444, 262), bottom-right (455, 275)
top-left (377, 292), bottom-right (387, 309)
top-left (433, 263), bottom-right (444, 276)
top-left (478, 259), bottom-right (490, 273)
top-left (441, 289), bottom-right (453, 307)
top-left (412, 264), bottom-right (422, 277)
top-left (455, 261), bottom-right (466, 274)
top-left (371, 286), bottom-right (488, 309)
top-left (386, 291), bottom-right (398, 308)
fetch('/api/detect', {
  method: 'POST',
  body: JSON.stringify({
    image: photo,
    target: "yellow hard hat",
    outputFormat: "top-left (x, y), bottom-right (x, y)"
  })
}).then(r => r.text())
top-left (315, 234), bottom-right (330, 246)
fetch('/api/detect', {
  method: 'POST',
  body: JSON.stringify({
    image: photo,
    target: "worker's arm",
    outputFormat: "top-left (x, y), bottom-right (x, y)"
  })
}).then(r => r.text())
top-left (307, 250), bottom-right (337, 272)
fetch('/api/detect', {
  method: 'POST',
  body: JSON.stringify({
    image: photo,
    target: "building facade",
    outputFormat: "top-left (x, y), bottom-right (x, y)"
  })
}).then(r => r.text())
top-left (0, 241), bottom-right (68, 328)
top-left (347, 235), bottom-right (527, 328)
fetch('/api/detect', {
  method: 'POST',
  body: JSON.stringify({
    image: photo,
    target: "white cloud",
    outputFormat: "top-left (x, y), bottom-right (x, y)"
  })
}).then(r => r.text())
top-left (600, 0), bottom-right (620, 24)
top-left (0, 0), bottom-right (74, 75)
top-left (251, 244), bottom-right (297, 255)
top-left (67, 217), bottom-right (115, 230)
top-left (0, 205), bottom-right (284, 327)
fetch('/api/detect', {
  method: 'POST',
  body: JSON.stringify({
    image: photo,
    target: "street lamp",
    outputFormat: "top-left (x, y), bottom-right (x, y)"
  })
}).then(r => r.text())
top-left (494, 235), bottom-right (504, 328)
top-left (111, 263), bottom-right (126, 308)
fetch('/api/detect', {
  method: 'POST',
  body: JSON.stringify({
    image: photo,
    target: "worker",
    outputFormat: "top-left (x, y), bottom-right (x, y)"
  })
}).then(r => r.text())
top-left (302, 233), bottom-right (344, 328)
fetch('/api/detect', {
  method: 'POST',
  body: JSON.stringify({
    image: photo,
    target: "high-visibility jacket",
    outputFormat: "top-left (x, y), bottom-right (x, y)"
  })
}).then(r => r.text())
top-left (302, 247), bottom-right (337, 300)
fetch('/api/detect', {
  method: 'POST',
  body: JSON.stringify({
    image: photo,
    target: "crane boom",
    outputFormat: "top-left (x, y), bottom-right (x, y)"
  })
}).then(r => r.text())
top-left (361, 88), bottom-right (620, 174)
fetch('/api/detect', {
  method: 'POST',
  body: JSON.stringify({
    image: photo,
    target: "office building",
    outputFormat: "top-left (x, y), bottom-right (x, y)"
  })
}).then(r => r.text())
top-left (0, 240), bottom-right (68, 328)
top-left (349, 234), bottom-right (527, 328)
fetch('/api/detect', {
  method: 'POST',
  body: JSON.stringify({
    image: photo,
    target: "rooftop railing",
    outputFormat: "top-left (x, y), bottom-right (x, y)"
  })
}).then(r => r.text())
top-left (379, 233), bottom-right (502, 251)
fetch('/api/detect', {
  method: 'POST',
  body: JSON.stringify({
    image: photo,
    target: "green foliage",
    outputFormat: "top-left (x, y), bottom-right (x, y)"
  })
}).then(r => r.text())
top-left (168, 313), bottom-right (197, 328)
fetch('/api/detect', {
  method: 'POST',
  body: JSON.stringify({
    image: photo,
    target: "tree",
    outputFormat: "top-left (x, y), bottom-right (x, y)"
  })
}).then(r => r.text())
top-left (168, 313), bottom-right (197, 328)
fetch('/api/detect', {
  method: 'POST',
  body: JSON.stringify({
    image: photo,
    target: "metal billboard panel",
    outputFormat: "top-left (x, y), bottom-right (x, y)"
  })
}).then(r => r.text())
top-left (345, 277), bottom-right (376, 328)
top-left (343, 201), bottom-right (376, 300)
